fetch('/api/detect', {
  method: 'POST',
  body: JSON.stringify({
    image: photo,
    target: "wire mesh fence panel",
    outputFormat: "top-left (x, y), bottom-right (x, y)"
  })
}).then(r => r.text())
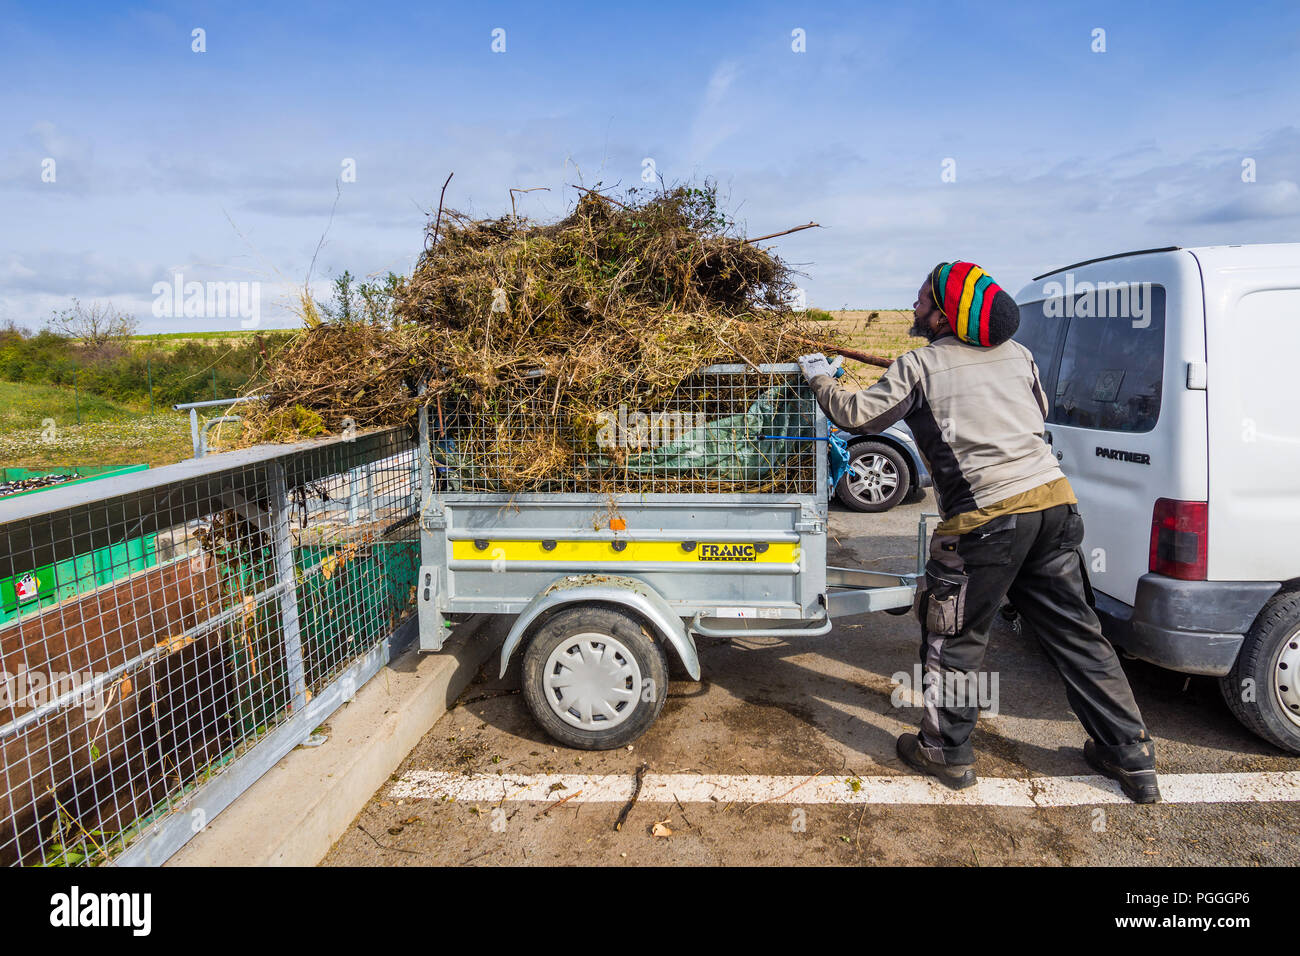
top-left (433, 365), bottom-right (820, 495)
top-left (0, 428), bottom-right (418, 866)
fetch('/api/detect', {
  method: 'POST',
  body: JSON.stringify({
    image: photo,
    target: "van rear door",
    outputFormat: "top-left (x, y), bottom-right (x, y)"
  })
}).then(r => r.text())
top-left (1194, 245), bottom-right (1300, 582)
top-left (1015, 251), bottom-right (1208, 606)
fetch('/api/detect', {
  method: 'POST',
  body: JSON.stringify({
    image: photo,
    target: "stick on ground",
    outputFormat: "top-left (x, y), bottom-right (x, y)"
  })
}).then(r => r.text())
top-left (614, 763), bottom-right (649, 831)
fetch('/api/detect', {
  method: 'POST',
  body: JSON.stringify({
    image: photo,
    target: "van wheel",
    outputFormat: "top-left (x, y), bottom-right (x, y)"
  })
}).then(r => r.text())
top-left (836, 441), bottom-right (911, 513)
top-left (1218, 591), bottom-right (1300, 754)
top-left (521, 606), bottom-right (668, 750)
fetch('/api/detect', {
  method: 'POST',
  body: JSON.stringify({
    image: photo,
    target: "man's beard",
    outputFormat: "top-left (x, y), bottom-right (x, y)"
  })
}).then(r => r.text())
top-left (908, 314), bottom-right (938, 341)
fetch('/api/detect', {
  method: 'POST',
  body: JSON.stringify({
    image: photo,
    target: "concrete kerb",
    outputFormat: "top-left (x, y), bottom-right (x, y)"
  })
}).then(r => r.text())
top-left (167, 614), bottom-right (501, 866)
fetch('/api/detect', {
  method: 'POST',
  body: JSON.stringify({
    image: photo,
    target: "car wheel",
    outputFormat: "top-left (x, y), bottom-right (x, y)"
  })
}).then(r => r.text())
top-left (836, 441), bottom-right (911, 513)
top-left (1218, 590), bottom-right (1300, 754)
top-left (521, 605), bottom-right (668, 750)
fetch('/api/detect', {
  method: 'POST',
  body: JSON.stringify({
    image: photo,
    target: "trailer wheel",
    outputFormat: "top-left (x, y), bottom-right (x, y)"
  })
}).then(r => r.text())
top-left (521, 605), bottom-right (668, 750)
top-left (1218, 591), bottom-right (1300, 754)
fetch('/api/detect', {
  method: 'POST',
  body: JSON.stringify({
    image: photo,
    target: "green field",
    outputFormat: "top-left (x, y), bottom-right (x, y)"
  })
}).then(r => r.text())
top-left (820, 309), bottom-right (919, 389)
top-left (0, 381), bottom-right (194, 468)
top-left (127, 328), bottom-right (297, 350)
top-left (0, 381), bottom-right (144, 429)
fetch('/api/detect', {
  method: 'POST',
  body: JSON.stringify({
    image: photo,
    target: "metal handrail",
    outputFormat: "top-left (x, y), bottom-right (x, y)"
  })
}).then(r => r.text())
top-left (199, 416), bottom-right (242, 458)
top-left (174, 396), bottom-right (269, 459)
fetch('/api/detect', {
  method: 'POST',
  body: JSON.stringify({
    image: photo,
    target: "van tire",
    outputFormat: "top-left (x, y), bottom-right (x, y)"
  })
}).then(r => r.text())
top-left (1218, 591), bottom-right (1300, 755)
top-left (521, 606), bottom-right (668, 750)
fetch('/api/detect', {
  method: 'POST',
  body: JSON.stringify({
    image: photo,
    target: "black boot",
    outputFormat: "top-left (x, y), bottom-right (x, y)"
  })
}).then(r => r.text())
top-left (895, 733), bottom-right (977, 790)
top-left (1083, 738), bottom-right (1161, 804)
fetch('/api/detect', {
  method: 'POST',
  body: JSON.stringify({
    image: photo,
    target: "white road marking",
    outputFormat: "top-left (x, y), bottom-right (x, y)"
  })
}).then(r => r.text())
top-left (388, 769), bottom-right (1300, 807)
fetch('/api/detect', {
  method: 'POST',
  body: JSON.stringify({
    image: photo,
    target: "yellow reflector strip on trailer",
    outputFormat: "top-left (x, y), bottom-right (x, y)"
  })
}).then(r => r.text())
top-left (450, 540), bottom-right (798, 564)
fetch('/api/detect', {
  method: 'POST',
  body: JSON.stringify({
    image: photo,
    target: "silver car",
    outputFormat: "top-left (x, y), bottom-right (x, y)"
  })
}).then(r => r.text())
top-left (831, 421), bottom-right (932, 513)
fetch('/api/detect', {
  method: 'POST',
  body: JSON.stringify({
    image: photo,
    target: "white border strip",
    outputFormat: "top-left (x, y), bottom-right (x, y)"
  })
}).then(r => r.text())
top-left (390, 769), bottom-right (1300, 808)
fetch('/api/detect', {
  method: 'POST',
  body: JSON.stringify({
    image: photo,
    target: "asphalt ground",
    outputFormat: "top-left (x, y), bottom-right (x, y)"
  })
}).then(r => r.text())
top-left (323, 492), bottom-right (1300, 866)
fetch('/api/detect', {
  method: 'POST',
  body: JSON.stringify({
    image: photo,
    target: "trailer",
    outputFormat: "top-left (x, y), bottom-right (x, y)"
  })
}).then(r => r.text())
top-left (414, 364), bottom-right (923, 748)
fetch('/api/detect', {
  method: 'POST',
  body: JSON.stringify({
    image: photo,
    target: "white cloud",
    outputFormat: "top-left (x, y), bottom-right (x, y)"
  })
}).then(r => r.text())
top-left (688, 60), bottom-right (743, 164)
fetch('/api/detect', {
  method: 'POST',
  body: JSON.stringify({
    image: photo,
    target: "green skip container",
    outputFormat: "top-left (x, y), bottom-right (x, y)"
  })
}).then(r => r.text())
top-left (0, 464), bottom-right (152, 626)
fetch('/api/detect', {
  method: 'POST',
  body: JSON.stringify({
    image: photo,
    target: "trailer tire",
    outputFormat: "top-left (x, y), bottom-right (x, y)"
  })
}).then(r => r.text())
top-left (522, 605), bottom-right (668, 750)
top-left (1218, 591), bottom-right (1300, 755)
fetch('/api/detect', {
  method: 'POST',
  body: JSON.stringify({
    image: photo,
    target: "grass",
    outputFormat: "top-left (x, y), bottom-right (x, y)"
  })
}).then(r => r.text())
top-left (0, 381), bottom-right (143, 429)
top-left (126, 328), bottom-right (295, 353)
top-left (0, 416), bottom-right (194, 469)
top-left (816, 309), bottom-right (920, 389)
top-left (0, 380), bottom-right (194, 468)
top-left (129, 328), bottom-right (294, 341)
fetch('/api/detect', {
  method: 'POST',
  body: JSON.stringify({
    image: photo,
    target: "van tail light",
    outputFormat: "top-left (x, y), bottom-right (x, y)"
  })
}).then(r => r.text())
top-left (1149, 498), bottom-right (1208, 580)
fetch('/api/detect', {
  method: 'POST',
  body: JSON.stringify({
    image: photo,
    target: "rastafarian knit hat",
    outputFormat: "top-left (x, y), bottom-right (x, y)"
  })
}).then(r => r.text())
top-left (929, 261), bottom-right (1020, 346)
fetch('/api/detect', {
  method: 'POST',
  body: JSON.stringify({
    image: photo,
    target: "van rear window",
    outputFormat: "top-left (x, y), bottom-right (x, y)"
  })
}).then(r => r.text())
top-left (1018, 284), bottom-right (1166, 433)
top-left (1013, 299), bottom-right (1061, 390)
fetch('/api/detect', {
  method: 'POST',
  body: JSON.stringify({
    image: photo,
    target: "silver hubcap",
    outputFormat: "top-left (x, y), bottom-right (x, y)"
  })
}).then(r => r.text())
top-left (543, 632), bottom-right (642, 731)
top-left (846, 453), bottom-right (899, 504)
top-left (1275, 627), bottom-right (1300, 729)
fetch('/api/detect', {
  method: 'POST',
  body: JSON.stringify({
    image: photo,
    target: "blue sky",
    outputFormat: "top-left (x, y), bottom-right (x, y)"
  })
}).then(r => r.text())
top-left (2, 0), bottom-right (1298, 331)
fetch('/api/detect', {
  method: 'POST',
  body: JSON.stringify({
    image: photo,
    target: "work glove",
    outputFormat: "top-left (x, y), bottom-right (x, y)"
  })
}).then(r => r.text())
top-left (798, 352), bottom-right (834, 382)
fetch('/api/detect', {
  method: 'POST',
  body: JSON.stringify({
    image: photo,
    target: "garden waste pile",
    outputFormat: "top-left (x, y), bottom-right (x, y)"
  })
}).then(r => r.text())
top-left (245, 183), bottom-right (841, 493)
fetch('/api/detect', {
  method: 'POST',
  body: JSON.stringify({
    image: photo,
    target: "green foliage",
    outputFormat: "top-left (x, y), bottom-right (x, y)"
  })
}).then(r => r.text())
top-left (0, 381), bottom-right (140, 429)
top-left (0, 327), bottom-right (294, 409)
top-left (257, 404), bottom-right (326, 442)
top-left (318, 270), bottom-right (404, 326)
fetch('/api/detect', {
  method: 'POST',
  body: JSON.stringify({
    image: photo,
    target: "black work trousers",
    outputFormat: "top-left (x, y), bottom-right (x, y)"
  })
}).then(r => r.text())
top-left (916, 502), bottom-right (1155, 770)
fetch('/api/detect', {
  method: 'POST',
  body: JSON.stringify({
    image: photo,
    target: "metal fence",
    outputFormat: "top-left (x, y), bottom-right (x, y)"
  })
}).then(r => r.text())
top-left (434, 365), bottom-right (820, 495)
top-left (0, 427), bottom-right (420, 866)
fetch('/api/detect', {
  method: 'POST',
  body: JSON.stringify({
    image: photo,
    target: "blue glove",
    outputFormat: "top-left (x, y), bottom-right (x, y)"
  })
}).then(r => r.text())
top-left (798, 353), bottom-right (834, 381)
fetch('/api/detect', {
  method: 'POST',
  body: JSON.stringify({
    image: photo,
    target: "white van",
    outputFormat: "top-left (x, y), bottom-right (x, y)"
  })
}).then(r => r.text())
top-left (1014, 244), bottom-right (1300, 753)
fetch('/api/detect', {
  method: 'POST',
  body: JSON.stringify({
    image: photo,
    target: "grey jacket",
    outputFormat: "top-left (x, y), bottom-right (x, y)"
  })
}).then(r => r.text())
top-left (810, 333), bottom-right (1065, 519)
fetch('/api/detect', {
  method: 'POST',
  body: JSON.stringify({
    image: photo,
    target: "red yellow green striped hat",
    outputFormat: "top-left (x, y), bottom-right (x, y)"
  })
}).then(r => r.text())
top-left (929, 261), bottom-right (1020, 347)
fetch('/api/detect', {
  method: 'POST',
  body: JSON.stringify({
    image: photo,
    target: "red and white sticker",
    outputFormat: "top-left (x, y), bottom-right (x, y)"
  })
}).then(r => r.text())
top-left (15, 572), bottom-right (39, 602)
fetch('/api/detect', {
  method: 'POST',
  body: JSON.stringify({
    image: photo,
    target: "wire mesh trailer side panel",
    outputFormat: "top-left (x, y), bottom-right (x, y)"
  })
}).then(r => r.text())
top-left (420, 366), bottom-right (830, 636)
top-left (0, 428), bottom-right (419, 866)
top-left (432, 365), bottom-right (822, 495)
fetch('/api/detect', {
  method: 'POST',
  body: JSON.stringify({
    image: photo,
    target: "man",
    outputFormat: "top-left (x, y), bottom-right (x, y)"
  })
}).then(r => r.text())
top-left (798, 261), bottom-right (1159, 803)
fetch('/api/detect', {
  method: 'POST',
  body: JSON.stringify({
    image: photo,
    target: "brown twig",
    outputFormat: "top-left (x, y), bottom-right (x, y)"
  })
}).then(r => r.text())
top-left (673, 793), bottom-right (694, 830)
top-left (789, 335), bottom-right (893, 370)
top-left (355, 822), bottom-right (419, 855)
top-left (742, 769), bottom-right (823, 813)
top-left (431, 171), bottom-right (454, 249)
top-left (614, 763), bottom-right (649, 831)
top-left (715, 327), bottom-right (762, 372)
top-left (510, 186), bottom-right (551, 219)
top-left (453, 688), bottom-right (519, 708)
top-left (51, 794), bottom-right (106, 862)
top-left (730, 318), bottom-right (894, 369)
top-left (568, 184), bottom-right (633, 211)
top-left (743, 222), bottom-right (821, 244)
top-left (540, 789), bottom-right (583, 816)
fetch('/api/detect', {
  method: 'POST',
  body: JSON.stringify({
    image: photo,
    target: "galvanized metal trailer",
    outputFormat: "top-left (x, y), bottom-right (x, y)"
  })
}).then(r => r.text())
top-left (414, 364), bottom-right (922, 748)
